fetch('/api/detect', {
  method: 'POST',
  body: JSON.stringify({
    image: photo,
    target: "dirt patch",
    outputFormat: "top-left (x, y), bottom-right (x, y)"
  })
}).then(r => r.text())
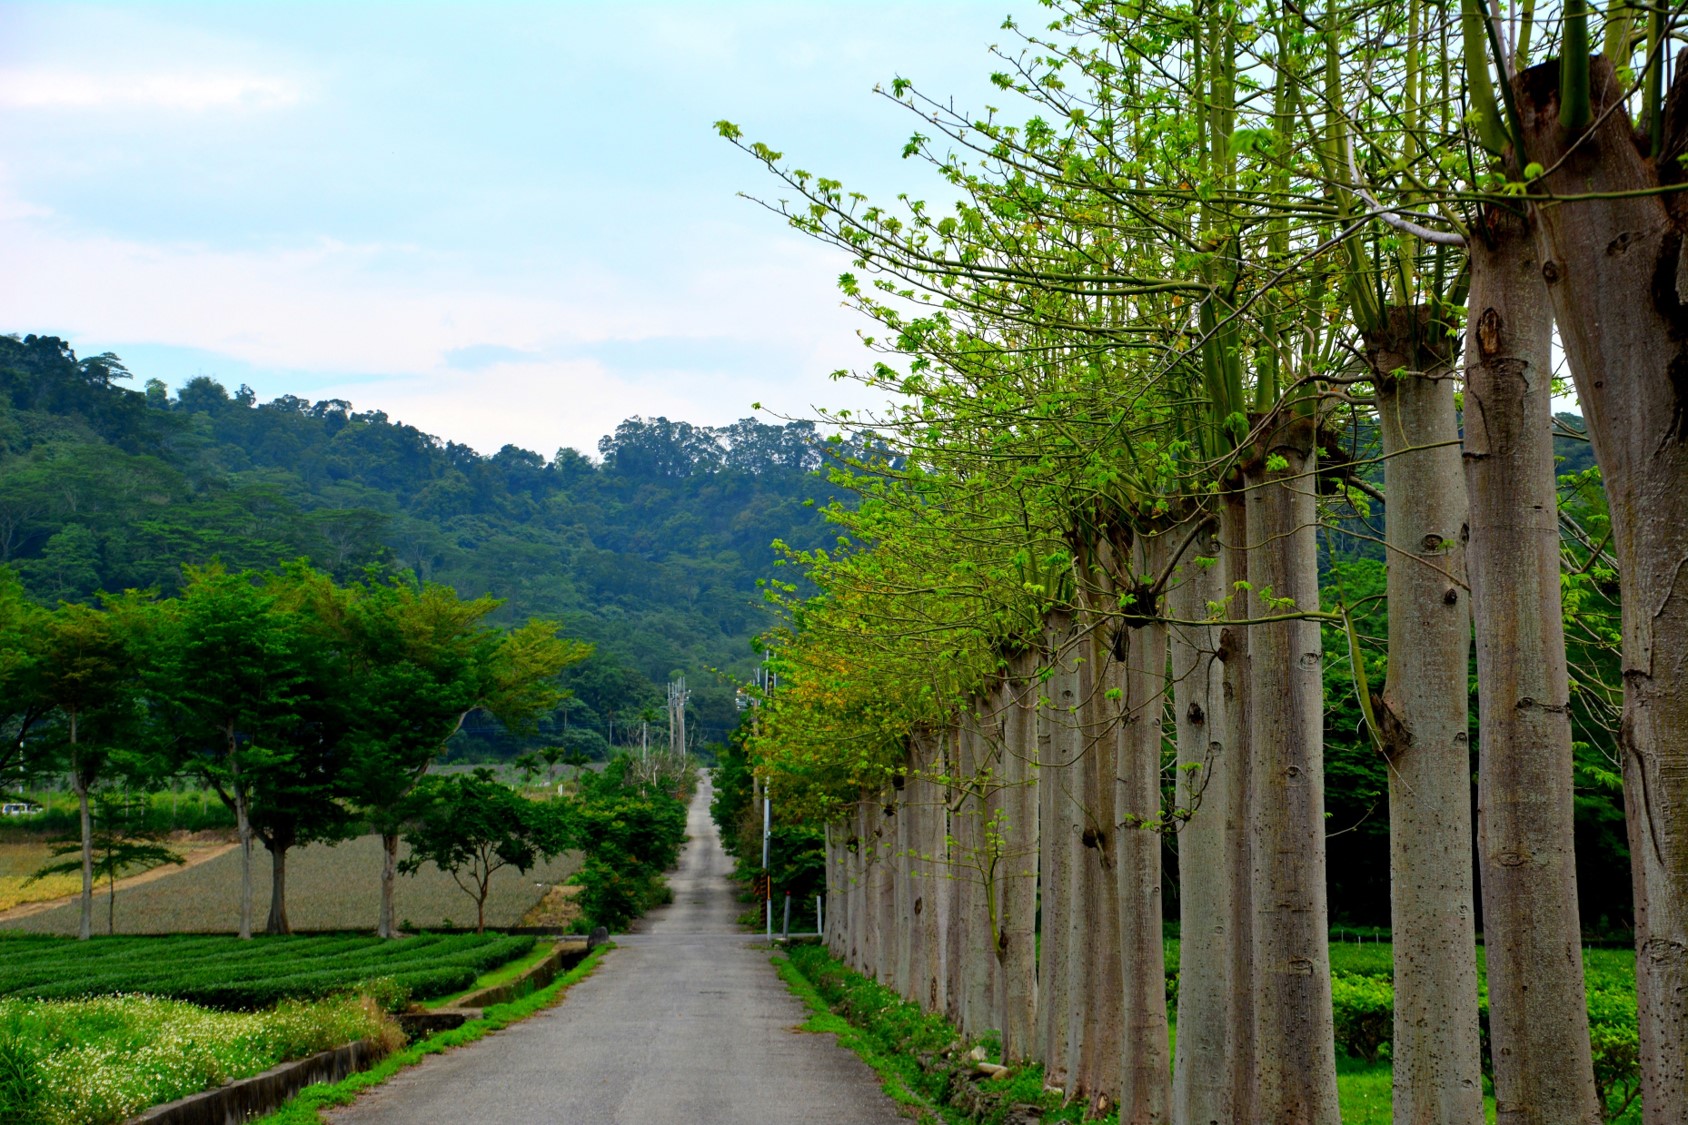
top-left (0, 839), bottom-right (239, 921)
top-left (520, 884), bottom-right (582, 930)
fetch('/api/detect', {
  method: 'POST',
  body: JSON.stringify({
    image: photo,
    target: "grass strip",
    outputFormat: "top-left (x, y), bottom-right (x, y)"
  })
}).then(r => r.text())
top-left (771, 951), bottom-right (958, 1124)
top-left (420, 941), bottom-right (558, 1009)
top-left (253, 943), bottom-right (612, 1125)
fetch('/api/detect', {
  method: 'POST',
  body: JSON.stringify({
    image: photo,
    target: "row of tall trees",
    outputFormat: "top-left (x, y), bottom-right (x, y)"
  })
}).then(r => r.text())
top-left (0, 563), bottom-right (587, 941)
top-left (723, 1), bottom-right (1683, 1122)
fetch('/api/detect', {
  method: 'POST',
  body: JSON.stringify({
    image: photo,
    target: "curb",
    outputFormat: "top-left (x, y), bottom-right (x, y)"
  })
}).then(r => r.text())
top-left (125, 1040), bottom-right (387, 1125)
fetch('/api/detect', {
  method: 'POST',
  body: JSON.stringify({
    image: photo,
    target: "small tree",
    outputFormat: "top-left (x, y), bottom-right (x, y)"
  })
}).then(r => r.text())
top-left (398, 769), bottom-right (565, 932)
top-left (30, 598), bottom-right (151, 941)
top-left (31, 790), bottom-right (182, 935)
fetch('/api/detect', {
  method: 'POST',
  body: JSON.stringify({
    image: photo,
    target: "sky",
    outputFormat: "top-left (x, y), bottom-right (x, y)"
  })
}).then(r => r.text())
top-left (0, 2), bottom-right (1041, 457)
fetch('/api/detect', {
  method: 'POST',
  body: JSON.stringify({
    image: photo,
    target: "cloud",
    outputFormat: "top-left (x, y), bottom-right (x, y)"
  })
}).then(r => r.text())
top-left (0, 200), bottom-right (891, 454)
top-left (0, 69), bottom-right (302, 112)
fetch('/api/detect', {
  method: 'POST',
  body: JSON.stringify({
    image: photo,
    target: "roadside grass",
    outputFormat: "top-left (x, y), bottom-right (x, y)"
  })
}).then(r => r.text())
top-left (781, 942), bottom-right (1640, 1125)
top-left (772, 951), bottom-right (958, 1123)
top-left (253, 943), bottom-right (612, 1125)
top-left (0, 992), bottom-right (395, 1125)
top-left (418, 940), bottom-right (559, 1009)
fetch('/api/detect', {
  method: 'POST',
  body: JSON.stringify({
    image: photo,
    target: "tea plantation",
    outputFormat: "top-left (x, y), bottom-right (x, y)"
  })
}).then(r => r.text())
top-left (0, 932), bottom-right (536, 1009)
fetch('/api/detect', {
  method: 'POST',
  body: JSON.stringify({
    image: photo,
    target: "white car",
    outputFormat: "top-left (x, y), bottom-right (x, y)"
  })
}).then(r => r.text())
top-left (1, 802), bottom-right (43, 816)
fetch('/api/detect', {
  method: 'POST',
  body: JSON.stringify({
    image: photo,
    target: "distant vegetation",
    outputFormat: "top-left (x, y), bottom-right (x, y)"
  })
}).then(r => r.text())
top-left (0, 332), bottom-right (848, 752)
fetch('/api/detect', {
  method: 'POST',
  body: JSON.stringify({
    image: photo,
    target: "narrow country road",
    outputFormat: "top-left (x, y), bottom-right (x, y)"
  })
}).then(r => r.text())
top-left (328, 777), bottom-right (906, 1124)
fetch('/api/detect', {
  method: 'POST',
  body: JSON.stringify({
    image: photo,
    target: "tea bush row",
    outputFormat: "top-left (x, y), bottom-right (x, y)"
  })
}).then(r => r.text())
top-left (0, 933), bottom-right (534, 1008)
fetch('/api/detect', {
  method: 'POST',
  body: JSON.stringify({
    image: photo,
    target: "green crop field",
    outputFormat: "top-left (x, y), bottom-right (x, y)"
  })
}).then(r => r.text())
top-left (0, 932), bottom-right (537, 1009)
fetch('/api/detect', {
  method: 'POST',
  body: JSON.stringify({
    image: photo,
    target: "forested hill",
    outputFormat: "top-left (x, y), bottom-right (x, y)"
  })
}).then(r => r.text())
top-left (0, 332), bottom-right (843, 751)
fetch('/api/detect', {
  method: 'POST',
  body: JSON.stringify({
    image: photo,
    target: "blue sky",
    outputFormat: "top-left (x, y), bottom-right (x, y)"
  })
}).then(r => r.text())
top-left (0, 2), bottom-right (1039, 455)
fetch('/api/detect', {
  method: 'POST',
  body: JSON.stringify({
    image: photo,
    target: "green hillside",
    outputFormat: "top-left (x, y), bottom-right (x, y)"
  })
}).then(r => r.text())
top-left (0, 332), bottom-right (845, 753)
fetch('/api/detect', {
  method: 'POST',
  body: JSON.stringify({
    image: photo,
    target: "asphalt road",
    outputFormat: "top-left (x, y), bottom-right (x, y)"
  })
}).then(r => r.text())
top-left (328, 777), bottom-right (906, 1125)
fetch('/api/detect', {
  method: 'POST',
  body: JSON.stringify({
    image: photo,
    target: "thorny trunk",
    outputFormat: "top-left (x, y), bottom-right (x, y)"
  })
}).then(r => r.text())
top-left (1522, 54), bottom-right (1688, 1122)
top-left (997, 659), bottom-right (1040, 1063)
top-left (378, 832), bottom-right (401, 939)
top-left (1170, 520), bottom-right (1236, 1124)
top-left (1463, 203), bottom-right (1601, 1125)
top-left (1035, 610), bottom-right (1079, 1091)
top-left (1365, 308), bottom-right (1483, 1124)
top-left (1115, 536), bottom-right (1171, 1123)
top-left (1244, 412), bottom-right (1340, 1124)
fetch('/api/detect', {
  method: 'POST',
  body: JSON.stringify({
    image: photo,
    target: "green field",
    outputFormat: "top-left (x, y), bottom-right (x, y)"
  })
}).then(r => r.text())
top-left (0, 993), bottom-right (394, 1125)
top-left (0, 932), bottom-right (537, 1010)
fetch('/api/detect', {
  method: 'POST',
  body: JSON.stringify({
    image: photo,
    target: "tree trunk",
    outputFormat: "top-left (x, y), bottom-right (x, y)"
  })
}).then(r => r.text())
top-left (943, 726), bottom-right (968, 1027)
top-left (1244, 411), bottom-right (1340, 1124)
top-left (873, 791), bottom-right (896, 987)
top-left (265, 840), bottom-right (291, 936)
top-left (1069, 611), bottom-right (1122, 1108)
top-left (1521, 54), bottom-right (1688, 1122)
top-left (1035, 609), bottom-right (1079, 1092)
top-left (1116, 535), bottom-right (1172, 1123)
top-left (997, 661), bottom-right (1039, 1063)
top-left (236, 799), bottom-right (253, 941)
top-left (892, 754), bottom-right (914, 1002)
top-left (74, 761), bottom-right (92, 943)
top-left (1219, 488), bottom-right (1256, 1122)
top-left (1171, 518), bottom-right (1235, 1124)
top-left (1365, 307), bottom-right (1484, 1124)
top-left (958, 711), bottom-right (997, 1036)
top-left (1463, 202), bottom-right (1602, 1125)
top-left (378, 832), bottom-right (401, 939)
top-left (911, 741), bottom-right (946, 1013)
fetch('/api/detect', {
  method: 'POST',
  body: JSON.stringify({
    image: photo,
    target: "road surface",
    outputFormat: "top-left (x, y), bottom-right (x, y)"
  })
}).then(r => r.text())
top-left (328, 777), bottom-right (905, 1124)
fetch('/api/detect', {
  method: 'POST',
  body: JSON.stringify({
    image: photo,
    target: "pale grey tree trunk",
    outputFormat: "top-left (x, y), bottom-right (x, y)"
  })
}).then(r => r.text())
top-left (1035, 610), bottom-right (1080, 1092)
top-left (892, 755), bottom-right (915, 1001)
top-left (1116, 535), bottom-right (1172, 1123)
top-left (847, 798), bottom-right (866, 973)
top-left (1170, 518), bottom-right (1234, 1124)
top-left (944, 725), bottom-right (969, 1027)
top-left (823, 822), bottom-right (842, 956)
top-left (1521, 55), bottom-right (1688, 1122)
top-left (1219, 489), bottom-right (1256, 1121)
top-left (1365, 309), bottom-right (1484, 1124)
top-left (1244, 412), bottom-right (1340, 1124)
top-left (1069, 610), bottom-right (1122, 1108)
top-left (873, 792), bottom-right (897, 987)
top-left (961, 706), bottom-right (1001, 1038)
top-left (1463, 203), bottom-right (1602, 1125)
top-left (996, 660), bottom-right (1039, 1062)
top-left (912, 741), bottom-right (947, 1013)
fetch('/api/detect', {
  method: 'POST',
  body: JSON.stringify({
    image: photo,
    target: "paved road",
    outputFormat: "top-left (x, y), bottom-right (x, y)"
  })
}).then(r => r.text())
top-left (329, 778), bottom-right (905, 1125)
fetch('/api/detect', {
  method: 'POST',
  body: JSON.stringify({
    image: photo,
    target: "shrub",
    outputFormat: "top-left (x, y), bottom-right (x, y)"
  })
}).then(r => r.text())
top-left (1330, 972), bottom-right (1394, 1064)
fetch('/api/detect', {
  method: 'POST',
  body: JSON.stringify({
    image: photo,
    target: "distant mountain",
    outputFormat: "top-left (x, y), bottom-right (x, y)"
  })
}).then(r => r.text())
top-left (0, 332), bottom-right (849, 754)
